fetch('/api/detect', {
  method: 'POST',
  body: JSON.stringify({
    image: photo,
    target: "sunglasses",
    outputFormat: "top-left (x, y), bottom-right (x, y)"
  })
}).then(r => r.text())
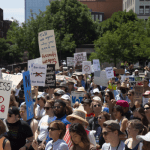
top-left (105, 95), bottom-right (109, 97)
top-left (144, 107), bottom-right (150, 110)
top-left (47, 127), bottom-right (59, 131)
top-left (94, 104), bottom-right (101, 107)
top-left (53, 106), bottom-right (62, 109)
top-left (54, 93), bottom-right (60, 96)
top-left (127, 94), bottom-right (131, 96)
top-left (20, 110), bottom-right (25, 113)
top-left (44, 107), bottom-right (53, 110)
top-left (102, 131), bottom-right (112, 136)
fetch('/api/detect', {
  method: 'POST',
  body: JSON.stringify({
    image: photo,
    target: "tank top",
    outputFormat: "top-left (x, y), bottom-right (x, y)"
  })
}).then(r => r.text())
top-left (125, 141), bottom-right (140, 150)
top-left (0, 136), bottom-right (5, 150)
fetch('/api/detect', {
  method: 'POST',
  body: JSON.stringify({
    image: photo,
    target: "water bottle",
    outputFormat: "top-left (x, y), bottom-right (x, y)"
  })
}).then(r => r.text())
top-left (96, 135), bottom-right (99, 144)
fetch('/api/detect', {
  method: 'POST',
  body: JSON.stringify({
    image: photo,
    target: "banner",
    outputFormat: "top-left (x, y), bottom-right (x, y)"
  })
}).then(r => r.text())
top-left (30, 64), bottom-right (47, 86)
top-left (71, 91), bottom-right (84, 106)
top-left (74, 52), bottom-right (87, 69)
top-left (67, 57), bottom-right (74, 67)
top-left (45, 64), bottom-right (56, 88)
top-left (38, 30), bottom-right (59, 69)
top-left (0, 79), bottom-right (12, 119)
top-left (23, 71), bottom-right (34, 120)
top-left (105, 67), bottom-right (114, 79)
top-left (2, 73), bottom-right (22, 89)
top-left (82, 61), bottom-right (91, 74)
top-left (93, 59), bottom-right (100, 71)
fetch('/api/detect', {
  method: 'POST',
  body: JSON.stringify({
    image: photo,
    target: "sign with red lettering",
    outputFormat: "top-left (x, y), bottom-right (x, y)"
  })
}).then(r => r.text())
top-left (38, 30), bottom-right (59, 69)
top-left (0, 79), bottom-right (12, 119)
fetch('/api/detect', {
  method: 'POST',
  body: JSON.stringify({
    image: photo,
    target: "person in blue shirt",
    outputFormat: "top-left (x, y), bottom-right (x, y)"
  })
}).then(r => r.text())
top-left (77, 74), bottom-right (85, 88)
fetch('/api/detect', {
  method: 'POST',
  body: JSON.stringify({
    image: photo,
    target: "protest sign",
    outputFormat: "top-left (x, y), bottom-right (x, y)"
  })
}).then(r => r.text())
top-left (67, 57), bottom-right (74, 67)
top-left (105, 67), bottom-right (114, 79)
top-left (134, 86), bottom-right (143, 103)
top-left (0, 79), bottom-right (12, 119)
top-left (130, 81), bottom-right (137, 87)
top-left (93, 59), bottom-right (100, 71)
top-left (114, 69), bottom-right (125, 75)
top-left (71, 91), bottom-right (84, 106)
top-left (74, 52), bottom-right (87, 69)
top-left (38, 30), bottom-right (59, 69)
top-left (94, 70), bottom-right (109, 87)
top-left (82, 61), bottom-right (91, 74)
top-left (23, 71), bottom-right (34, 120)
top-left (2, 73), bottom-right (22, 89)
top-left (30, 64), bottom-right (47, 86)
top-left (45, 64), bottom-right (56, 88)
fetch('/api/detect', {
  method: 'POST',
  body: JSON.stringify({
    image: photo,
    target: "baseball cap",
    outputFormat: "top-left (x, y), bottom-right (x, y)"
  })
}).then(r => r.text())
top-left (93, 96), bottom-right (101, 101)
top-left (143, 90), bottom-right (150, 96)
top-left (93, 88), bottom-right (100, 94)
top-left (56, 89), bottom-right (65, 95)
top-left (8, 106), bottom-right (20, 115)
top-left (37, 94), bottom-right (45, 99)
top-left (59, 82), bottom-right (68, 88)
top-left (103, 120), bottom-right (124, 135)
top-left (116, 100), bottom-right (129, 107)
top-left (61, 94), bottom-right (71, 101)
top-left (136, 132), bottom-right (150, 142)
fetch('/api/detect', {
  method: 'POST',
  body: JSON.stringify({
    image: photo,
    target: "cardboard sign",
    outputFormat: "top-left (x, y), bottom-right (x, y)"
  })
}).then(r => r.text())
top-left (114, 69), bottom-right (125, 75)
top-left (38, 30), bottom-right (59, 69)
top-left (93, 59), bottom-right (100, 71)
top-left (82, 61), bottom-right (91, 74)
top-left (134, 86), bottom-right (143, 103)
top-left (23, 71), bottom-right (34, 120)
top-left (94, 70), bottom-right (109, 87)
top-left (71, 91), bottom-right (84, 106)
top-left (0, 79), bottom-right (12, 119)
top-left (67, 57), bottom-right (74, 67)
top-left (45, 64), bottom-right (56, 88)
top-left (74, 52), bottom-right (87, 69)
top-left (2, 73), bottom-right (22, 89)
top-left (30, 64), bottom-right (47, 86)
top-left (105, 67), bottom-right (114, 79)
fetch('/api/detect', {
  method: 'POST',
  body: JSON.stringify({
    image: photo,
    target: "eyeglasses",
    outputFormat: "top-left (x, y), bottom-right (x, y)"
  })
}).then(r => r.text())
top-left (19, 110), bottom-right (25, 113)
top-left (53, 106), bottom-right (62, 109)
top-left (144, 107), bottom-right (150, 110)
top-left (127, 94), bottom-right (131, 96)
top-left (105, 95), bottom-right (109, 97)
top-left (54, 93), bottom-right (60, 96)
top-left (102, 131), bottom-right (112, 136)
top-left (94, 104), bottom-right (101, 107)
top-left (44, 107), bottom-right (53, 110)
top-left (47, 127), bottom-right (60, 131)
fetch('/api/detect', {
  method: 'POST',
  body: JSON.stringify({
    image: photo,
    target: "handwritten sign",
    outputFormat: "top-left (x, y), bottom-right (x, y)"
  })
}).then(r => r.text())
top-left (82, 61), bottom-right (91, 74)
top-left (23, 71), bottom-right (34, 120)
top-left (105, 67), bottom-right (114, 79)
top-left (93, 59), bottom-right (100, 71)
top-left (0, 79), bottom-right (12, 119)
top-left (67, 57), bottom-right (74, 67)
top-left (71, 91), bottom-right (84, 106)
top-left (74, 52), bottom-right (87, 69)
top-left (114, 69), bottom-right (125, 75)
top-left (134, 86), bottom-right (143, 103)
top-left (2, 73), bottom-right (22, 89)
top-left (30, 64), bottom-right (47, 86)
top-left (38, 30), bottom-right (59, 69)
top-left (45, 64), bottom-right (56, 88)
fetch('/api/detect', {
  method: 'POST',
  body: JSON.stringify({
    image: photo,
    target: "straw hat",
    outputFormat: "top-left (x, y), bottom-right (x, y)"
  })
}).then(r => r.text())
top-left (77, 87), bottom-right (85, 92)
top-left (119, 82), bottom-right (129, 89)
top-left (66, 106), bottom-right (88, 126)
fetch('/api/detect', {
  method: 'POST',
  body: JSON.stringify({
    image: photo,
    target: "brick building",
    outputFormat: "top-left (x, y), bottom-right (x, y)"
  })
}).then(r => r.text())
top-left (0, 8), bottom-right (12, 39)
top-left (79, 0), bottom-right (123, 20)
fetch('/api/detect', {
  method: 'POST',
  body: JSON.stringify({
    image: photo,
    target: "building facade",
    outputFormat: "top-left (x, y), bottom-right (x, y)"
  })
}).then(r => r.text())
top-left (123, 0), bottom-right (150, 20)
top-left (25, 0), bottom-right (50, 22)
top-left (78, 0), bottom-right (123, 20)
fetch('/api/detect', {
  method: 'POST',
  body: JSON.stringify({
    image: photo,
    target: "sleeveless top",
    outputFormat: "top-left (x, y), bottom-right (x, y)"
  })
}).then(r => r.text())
top-left (125, 141), bottom-right (140, 150)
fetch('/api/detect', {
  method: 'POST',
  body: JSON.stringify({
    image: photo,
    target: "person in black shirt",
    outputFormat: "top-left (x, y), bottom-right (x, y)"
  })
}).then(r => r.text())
top-left (4, 106), bottom-right (33, 150)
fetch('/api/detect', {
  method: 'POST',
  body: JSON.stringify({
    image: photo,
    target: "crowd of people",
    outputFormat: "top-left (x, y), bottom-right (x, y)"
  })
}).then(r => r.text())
top-left (0, 64), bottom-right (150, 150)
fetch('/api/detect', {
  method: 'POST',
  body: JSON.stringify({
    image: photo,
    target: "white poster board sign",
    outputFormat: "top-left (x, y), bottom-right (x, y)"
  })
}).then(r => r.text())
top-left (94, 70), bottom-right (109, 87)
top-left (2, 73), bottom-right (22, 89)
top-left (93, 59), bottom-right (100, 71)
top-left (71, 91), bottom-right (84, 106)
top-left (74, 52), bottom-right (87, 67)
top-left (38, 30), bottom-right (59, 69)
top-left (82, 61), bottom-right (91, 74)
top-left (67, 57), bottom-right (74, 67)
top-left (105, 67), bottom-right (114, 79)
top-left (0, 79), bottom-right (12, 119)
top-left (30, 64), bottom-right (47, 86)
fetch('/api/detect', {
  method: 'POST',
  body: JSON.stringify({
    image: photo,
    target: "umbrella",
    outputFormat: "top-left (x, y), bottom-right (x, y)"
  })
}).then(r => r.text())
top-left (56, 75), bottom-right (77, 84)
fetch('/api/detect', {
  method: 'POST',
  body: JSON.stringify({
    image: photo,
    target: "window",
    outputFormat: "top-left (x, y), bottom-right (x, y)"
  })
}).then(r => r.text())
top-left (96, 14), bottom-right (98, 20)
top-left (139, 6), bottom-right (144, 14)
top-left (92, 15), bottom-right (94, 20)
top-left (99, 15), bottom-right (102, 21)
top-left (145, 6), bottom-right (150, 14)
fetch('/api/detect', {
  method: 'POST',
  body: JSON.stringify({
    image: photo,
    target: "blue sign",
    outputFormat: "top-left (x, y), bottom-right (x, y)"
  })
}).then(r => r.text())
top-left (23, 71), bottom-right (34, 120)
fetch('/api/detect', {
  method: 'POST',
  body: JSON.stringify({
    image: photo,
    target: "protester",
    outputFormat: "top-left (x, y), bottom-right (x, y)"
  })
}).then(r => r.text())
top-left (0, 120), bottom-right (11, 150)
top-left (143, 90), bottom-right (150, 106)
top-left (61, 94), bottom-right (71, 107)
top-left (4, 106), bottom-right (33, 150)
top-left (32, 120), bottom-right (68, 150)
top-left (59, 82), bottom-right (69, 94)
top-left (144, 103), bottom-right (150, 125)
top-left (143, 78), bottom-right (149, 88)
top-left (9, 94), bottom-right (18, 108)
top-left (68, 81), bottom-right (76, 95)
top-left (76, 73), bottom-right (85, 88)
top-left (69, 123), bottom-right (96, 150)
top-left (54, 89), bottom-right (65, 100)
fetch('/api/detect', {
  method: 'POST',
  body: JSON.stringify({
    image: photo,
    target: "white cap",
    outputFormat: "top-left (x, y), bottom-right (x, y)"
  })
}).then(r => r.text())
top-left (136, 132), bottom-right (150, 142)
top-left (37, 95), bottom-right (45, 99)
top-left (93, 88), bottom-right (100, 93)
top-left (61, 94), bottom-right (71, 101)
top-left (93, 96), bottom-right (101, 101)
